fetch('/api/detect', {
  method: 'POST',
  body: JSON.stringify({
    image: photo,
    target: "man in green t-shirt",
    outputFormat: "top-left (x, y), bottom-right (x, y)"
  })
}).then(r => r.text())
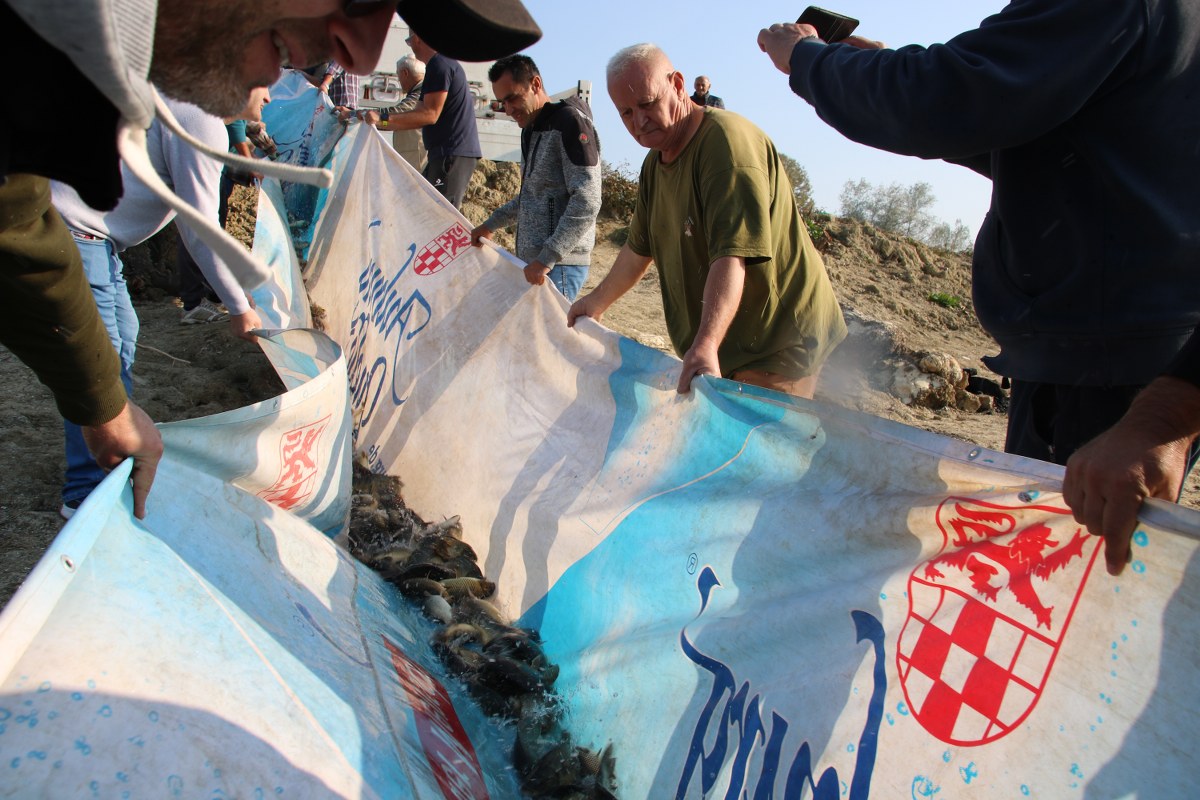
top-left (568, 43), bottom-right (845, 398)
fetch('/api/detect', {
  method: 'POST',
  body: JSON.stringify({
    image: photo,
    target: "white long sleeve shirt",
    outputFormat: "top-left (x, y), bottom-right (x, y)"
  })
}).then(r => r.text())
top-left (51, 96), bottom-right (251, 315)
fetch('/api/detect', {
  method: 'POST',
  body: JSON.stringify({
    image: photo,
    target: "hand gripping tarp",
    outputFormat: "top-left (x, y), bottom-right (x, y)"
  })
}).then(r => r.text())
top-left (1, 122), bottom-right (1198, 799)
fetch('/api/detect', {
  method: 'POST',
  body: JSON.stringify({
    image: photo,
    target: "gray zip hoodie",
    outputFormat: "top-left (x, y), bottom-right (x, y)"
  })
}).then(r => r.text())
top-left (484, 96), bottom-right (601, 268)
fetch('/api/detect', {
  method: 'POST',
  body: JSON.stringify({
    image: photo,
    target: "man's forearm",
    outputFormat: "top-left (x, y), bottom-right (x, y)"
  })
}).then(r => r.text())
top-left (693, 256), bottom-right (746, 359)
top-left (0, 175), bottom-right (127, 426)
top-left (589, 244), bottom-right (653, 310)
top-left (386, 105), bottom-right (439, 130)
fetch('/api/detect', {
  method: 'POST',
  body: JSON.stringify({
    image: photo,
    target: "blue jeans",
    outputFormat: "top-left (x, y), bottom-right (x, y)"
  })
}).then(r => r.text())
top-left (547, 264), bottom-right (588, 302)
top-left (62, 235), bottom-right (137, 505)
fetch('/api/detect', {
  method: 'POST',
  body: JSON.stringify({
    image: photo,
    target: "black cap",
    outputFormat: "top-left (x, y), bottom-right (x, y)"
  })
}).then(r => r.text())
top-left (396, 0), bottom-right (542, 62)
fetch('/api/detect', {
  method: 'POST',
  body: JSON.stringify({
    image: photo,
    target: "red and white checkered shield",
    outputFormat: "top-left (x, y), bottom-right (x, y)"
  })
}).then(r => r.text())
top-left (414, 223), bottom-right (471, 276)
top-left (897, 496), bottom-right (1102, 745)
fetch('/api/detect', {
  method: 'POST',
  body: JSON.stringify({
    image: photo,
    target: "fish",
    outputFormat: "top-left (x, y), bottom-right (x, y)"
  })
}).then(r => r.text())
top-left (369, 547), bottom-right (414, 572)
top-left (483, 630), bottom-right (544, 663)
top-left (521, 739), bottom-right (581, 794)
top-left (394, 562), bottom-right (457, 583)
top-left (416, 515), bottom-right (463, 540)
top-left (453, 595), bottom-right (509, 628)
top-left (429, 534), bottom-right (477, 562)
top-left (445, 554), bottom-right (484, 579)
top-left (396, 577), bottom-right (448, 599)
top-left (441, 577), bottom-right (496, 600)
top-left (350, 492), bottom-right (378, 509)
top-left (422, 594), bottom-right (454, 624)
top-left (475, 654), bottom-right (548, 697)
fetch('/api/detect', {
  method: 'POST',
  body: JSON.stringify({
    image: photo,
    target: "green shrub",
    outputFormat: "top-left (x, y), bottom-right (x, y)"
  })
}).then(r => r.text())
top-left (927, 292), bottom-right (962, 309)
top-left (600, 161), bottom-right (638, 221)
top-left (806, 218), bottom-right (826, 242)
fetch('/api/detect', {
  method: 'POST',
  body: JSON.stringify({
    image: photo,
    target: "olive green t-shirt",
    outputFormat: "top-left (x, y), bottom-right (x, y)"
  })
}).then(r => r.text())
top-left (626, 109), bottom-right (846, 378)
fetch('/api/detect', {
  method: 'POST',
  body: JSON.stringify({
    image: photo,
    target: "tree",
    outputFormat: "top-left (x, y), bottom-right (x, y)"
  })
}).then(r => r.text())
top-left (927, 219), bottom-right (974, 253)
top-left (839, 178), bottom-right (940, 243)
top-left (778, 152), bottom-right (816, 217)
top-left (839, 178), bottom-right (874, 223)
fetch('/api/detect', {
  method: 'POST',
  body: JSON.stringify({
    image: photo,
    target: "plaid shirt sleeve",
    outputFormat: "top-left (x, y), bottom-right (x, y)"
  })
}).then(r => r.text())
top-left (328, 68), bottom-right (361, 109)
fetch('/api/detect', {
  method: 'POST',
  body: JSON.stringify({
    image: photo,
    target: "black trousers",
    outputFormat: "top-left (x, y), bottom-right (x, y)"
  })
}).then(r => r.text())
top-left (1005, 380), bottom-right (1200, 497)
top-left (422, 155), bottom-right (478, 211)
top-left (1005, 381), bottom-right (1143, 466)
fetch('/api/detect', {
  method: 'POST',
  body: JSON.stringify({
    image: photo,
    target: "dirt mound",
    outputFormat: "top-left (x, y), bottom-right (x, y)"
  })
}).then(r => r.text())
top-left (460, 160), bottom-right (521, 252)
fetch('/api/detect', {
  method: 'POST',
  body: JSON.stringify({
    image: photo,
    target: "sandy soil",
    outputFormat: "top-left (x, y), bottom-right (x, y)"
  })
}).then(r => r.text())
top-left (3, 179), bottom-right (1198, 611)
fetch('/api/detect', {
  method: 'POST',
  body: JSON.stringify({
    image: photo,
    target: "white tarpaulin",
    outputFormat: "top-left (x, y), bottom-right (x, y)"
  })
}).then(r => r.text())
top-left (1, 121), bottom-right (1197, 799)
top-left (302, 128), bottom-right (1200, 798)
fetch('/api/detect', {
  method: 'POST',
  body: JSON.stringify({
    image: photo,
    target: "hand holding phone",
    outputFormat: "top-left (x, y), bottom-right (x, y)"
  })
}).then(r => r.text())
top-left (796, 6), bottom-right (860, 43)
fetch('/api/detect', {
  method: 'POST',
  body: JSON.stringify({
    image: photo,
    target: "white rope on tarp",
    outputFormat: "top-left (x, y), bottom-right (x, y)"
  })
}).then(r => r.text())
top-left (151, 89), bottom-right (333, 187)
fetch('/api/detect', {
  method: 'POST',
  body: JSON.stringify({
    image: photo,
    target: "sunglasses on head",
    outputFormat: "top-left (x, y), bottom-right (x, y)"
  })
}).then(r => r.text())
top-left (342, 0), bottom-right (393, 18)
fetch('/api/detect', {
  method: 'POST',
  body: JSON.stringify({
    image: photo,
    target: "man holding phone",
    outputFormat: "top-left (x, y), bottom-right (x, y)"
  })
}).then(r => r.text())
top-left (758, 1), bottom-right (1200, 577)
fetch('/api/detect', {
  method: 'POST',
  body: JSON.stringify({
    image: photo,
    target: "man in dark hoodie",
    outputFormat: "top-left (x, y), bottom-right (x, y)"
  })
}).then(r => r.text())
top-left (757, 0), bottom-right (1200, 576)
top-left (470, 55), bottom-right (602, 302)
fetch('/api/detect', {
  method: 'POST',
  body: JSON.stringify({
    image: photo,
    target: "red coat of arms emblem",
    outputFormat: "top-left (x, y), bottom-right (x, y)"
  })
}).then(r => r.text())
top-left (414, 223), bottom-right (471, 276)
top-left (257, 415), bottom-right (331, 510)
top-left (897, 497), bottom-right (1102, 745)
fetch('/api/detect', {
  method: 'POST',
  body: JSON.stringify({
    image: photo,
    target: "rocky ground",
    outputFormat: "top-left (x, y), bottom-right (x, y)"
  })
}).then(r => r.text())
top-left (3, 168), bottom-right (1198, 610)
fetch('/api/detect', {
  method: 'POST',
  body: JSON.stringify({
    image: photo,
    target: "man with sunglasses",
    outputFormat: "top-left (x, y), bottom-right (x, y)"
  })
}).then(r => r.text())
top-left (0, 0), bottom-right (540, 517)
top-left (470, 54), bottom-right (602, 302)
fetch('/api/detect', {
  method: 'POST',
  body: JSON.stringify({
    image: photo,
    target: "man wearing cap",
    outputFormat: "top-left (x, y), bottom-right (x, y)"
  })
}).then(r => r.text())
top-left (0, 0), bottom-right (540, 517)
top-left (384, 32), bottom-right (483, 210)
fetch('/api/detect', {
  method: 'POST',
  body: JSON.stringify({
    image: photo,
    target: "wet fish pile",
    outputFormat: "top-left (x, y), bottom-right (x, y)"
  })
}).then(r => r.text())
top-left (347, 459), bottom-right (618, 799)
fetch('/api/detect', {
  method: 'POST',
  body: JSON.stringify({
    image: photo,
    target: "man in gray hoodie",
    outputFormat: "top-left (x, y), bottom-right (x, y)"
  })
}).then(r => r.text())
top-left (470, 55), bottom-right (602, 302)
top-left (0, 0), bottom-right (541, 517)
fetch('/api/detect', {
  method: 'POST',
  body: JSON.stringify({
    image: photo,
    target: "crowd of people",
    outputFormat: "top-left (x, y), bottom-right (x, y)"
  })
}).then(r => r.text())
top-left (1, 0), bottom-right (1197, 586)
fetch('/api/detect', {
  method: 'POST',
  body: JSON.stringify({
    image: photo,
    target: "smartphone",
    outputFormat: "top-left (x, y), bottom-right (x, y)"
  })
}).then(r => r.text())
top-left (796, 6), bottom-right (860, 42)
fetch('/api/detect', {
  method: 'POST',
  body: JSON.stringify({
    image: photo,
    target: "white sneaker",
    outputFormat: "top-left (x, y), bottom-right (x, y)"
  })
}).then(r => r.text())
top-left (180, 299), bottom-right (229, 325)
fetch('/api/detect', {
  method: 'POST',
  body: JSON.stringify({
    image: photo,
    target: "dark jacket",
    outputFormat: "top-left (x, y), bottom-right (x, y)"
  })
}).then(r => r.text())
top-left (483, 96), bottom-right (601, 268)
top-left (788, 0), bottom-right (1200, 386)
top-left (1, 2), bottom-right (127, 425)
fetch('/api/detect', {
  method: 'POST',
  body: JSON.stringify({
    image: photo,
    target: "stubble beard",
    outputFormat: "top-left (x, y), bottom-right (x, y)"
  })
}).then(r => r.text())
top-left (149, 0), bottom-right (260, 117)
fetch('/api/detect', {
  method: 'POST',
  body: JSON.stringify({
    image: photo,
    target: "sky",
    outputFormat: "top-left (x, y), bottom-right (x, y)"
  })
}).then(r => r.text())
top-left (512, 0), bottom-right (1003, 236)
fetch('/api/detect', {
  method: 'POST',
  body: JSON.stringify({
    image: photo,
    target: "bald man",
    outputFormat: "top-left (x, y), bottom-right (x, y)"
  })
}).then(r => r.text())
top-left (569, 44), bottom-right (844, 399)
top-left (691, 75), bottom-right (724, 109)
